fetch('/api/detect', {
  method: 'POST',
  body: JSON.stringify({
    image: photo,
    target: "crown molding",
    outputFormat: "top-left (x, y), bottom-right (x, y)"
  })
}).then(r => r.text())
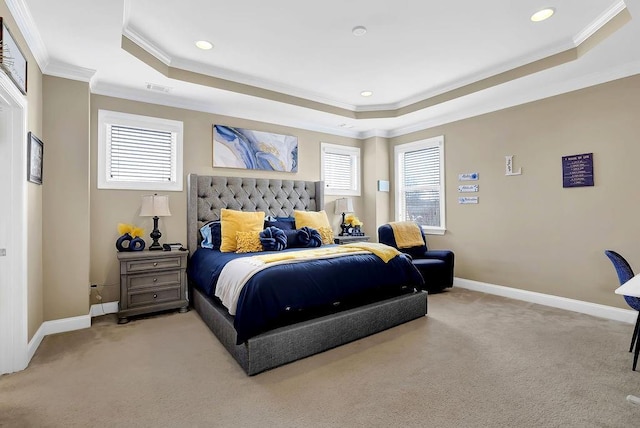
top-left (122, 22), bottom-right (356, 112)
top-left (574, 0), bottom-right (627, 45)
top-left (170, 56), bottom-right (357, 112)
top-left (4, 0), bottom-right (49, 70)
top-left (386, 59), bottom-right (640, 139)
top-left (122, 25), bottom-right (172, 65)
top-left (44, 60), bottom-right (96, 83)
top-left (90, 81), bottom-right (363, 139)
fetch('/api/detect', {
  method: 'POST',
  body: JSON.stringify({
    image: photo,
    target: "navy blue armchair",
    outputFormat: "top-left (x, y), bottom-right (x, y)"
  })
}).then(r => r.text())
top-left (378, 222), bottom-right (454, 293)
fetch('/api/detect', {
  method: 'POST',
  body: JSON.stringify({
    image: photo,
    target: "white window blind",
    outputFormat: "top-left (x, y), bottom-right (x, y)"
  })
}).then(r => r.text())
top-left (98, 110), bottom-right (183, 191)
top-left (321, 143), bottom-right (360, 196)
top-left (395, 136), bottom-right (445, 233)
top-left (109, 125), bottom-right (173, 182)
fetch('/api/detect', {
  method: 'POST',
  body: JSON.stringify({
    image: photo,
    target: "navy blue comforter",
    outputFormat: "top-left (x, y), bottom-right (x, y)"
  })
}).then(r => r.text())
top-left (187, 245), bottom-right (424, 343)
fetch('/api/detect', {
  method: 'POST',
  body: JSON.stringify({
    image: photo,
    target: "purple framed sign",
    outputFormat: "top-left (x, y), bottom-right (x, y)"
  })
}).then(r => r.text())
top-left (562, 153), bottom-right (594, 188)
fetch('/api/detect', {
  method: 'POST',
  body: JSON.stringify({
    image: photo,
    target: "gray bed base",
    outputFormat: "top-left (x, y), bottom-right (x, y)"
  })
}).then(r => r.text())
top-left (192, 285), bottom-right (427, 375)
top-left (186, 173), bottom-right (428, 375)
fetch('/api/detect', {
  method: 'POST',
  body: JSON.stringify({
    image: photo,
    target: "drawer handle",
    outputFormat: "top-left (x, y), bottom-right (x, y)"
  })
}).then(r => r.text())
top-left (153, 294), bottom-right (158, 298)
top-left (153, 262), bottom-right (158, 266)
top-left (153, 278), bottom-right (157, 282)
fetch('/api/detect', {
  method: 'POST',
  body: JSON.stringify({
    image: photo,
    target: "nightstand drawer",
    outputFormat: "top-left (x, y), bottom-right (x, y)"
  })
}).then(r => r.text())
top-left (124, 256), bottom-right (183, 273)
top-left (127, 270), bottom-right (182, 290)
top-left (128, 286), bottom-right (182, 307)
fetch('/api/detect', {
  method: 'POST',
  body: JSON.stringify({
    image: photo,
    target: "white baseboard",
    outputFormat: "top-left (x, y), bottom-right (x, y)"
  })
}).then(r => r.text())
top-left (27, 324), bottom-right (45, 363)
top-left (90, 301), bottom-right (119, 317)
top-left (454, 277), bottom-right (637, 324)
top-left (26, 314), bottom-right (90, 363)
top-left (26, 304), bottom-right (118, 366)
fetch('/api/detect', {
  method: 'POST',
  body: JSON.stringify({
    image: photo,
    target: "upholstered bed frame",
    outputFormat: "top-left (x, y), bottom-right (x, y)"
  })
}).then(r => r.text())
top-left (186, 173), bottom-right (427, 375)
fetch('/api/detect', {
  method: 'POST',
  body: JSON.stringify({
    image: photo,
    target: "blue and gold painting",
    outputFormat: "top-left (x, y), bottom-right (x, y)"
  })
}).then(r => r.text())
top-left (213, 125), bottom-right (298, 172)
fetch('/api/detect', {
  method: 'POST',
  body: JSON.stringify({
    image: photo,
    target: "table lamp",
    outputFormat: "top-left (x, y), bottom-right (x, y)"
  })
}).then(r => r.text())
top-left (140, 194), bottom-right (171, 251)
top-left (334, 197), bottom-right (354, 236)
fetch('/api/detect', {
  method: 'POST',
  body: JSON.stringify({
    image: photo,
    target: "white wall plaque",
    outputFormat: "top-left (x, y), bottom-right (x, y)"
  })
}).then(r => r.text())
top-left (458, 185), bottom-right (478, 192)
top-left (458, 196), bottom-right (479, 204)
top-left (458, 172), bottom-right (479, 181)
top-left (505, 155), bottom-right (522, 176)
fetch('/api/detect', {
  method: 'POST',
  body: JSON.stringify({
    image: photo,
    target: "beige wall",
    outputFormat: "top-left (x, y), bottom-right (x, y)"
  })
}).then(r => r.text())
top-left (42, 76), bottom-right (90, 320)
top-left (362, 136), bottom-right (390, 240)
top-left (1, 1), bottom-right (45, 340)
top-left (390, 74), bottom-right (640, 309)
top-left (89, 95), bottom-right (363, 303)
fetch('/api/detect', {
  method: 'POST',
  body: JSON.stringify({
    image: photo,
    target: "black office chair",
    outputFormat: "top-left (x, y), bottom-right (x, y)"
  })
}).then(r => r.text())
top-left (378, 222), bottom-right (454, 293)
top-left (604, 249), bottom-right (640, 371)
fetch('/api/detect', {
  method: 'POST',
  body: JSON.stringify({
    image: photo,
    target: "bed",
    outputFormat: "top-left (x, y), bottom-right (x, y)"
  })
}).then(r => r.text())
top-left (186, 174), bottom-right (428, 375)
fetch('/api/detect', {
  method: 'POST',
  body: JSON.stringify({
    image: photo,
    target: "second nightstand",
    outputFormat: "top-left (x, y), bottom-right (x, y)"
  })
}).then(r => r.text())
top-left (334, 235), bottom-right (371, 245)
top-left (117, 250), bottom-right (188, 324)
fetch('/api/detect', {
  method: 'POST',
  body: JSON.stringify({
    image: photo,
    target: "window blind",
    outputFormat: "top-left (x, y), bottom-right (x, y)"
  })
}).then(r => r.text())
top-left (324, 151), bottom-right (354, 191)
top-left (400, 146), bottom-right (441, 227)
top-left (109, 125), bottom-right (174, 182)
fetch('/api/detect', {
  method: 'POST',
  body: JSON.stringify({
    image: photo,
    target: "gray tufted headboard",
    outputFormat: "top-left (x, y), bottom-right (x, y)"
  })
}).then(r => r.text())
top-left (187, 174), bottom-right (324, 255)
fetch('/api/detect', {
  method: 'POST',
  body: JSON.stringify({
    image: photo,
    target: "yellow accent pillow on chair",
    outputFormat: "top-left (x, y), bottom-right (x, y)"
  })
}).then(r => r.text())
top-left (220, 209), bottom-right (265, 252)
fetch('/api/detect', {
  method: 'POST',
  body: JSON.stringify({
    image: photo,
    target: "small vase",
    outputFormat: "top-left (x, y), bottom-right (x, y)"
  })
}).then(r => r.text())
top-left (116, 233), bottom-right (133, 252)
top-left (130, 237), bottom-right (146, 251)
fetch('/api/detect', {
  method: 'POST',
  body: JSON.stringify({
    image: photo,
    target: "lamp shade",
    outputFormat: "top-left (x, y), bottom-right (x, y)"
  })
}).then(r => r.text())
top-left (334, 197), bottom-right (354, 214)
top-left (140, 194), bottom-right (172, 217)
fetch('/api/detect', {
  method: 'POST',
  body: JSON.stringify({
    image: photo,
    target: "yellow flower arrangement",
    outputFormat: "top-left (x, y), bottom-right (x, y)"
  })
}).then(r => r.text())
top-left (344, 214), bottom-right (363, 228)
top-left (117, 223), bottom-right (145, 238)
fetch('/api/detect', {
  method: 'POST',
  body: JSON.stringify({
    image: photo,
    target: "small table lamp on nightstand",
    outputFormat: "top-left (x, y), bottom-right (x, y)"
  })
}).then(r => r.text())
top-left (335, 197), bottom-right (354, 236)
top-left (140, 194), bottom-right (171, 251)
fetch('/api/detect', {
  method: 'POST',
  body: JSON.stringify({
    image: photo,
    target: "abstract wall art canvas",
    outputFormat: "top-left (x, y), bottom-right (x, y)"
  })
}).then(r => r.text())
top-left (213, 125), bottom-right (298, 172)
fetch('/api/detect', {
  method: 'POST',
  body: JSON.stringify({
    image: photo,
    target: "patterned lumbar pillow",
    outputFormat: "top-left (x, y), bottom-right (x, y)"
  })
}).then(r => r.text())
top-left (235, 231), bottom-right (263, 253)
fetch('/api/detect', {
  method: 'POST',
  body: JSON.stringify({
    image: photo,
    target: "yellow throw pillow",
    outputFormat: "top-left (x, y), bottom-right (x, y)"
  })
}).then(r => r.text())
top-left (235, 231), bottom-right (263, 253)
top-left (318, 226), bottom-right (335, 246)
top-left (220, 209), bottom-right (265, 252)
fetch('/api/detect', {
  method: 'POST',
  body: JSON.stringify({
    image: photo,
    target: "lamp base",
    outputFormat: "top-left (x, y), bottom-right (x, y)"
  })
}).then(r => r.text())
top-left (148, 216), bottom-right (163, 251)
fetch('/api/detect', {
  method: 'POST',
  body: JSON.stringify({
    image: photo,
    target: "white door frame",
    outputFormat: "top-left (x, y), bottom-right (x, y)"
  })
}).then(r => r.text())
top-left (0, 71), bottom-right (28, 375)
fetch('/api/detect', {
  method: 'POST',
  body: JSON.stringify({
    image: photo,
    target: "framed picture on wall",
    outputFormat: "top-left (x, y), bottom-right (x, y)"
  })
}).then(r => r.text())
top-left (27, 132), bottom-right (43, 184)
top-left (0, 18), bottom-right (28, 95)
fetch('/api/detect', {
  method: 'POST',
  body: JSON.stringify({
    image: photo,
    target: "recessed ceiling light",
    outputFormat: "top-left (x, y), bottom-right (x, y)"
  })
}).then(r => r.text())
top-left (360, 90), bottom-right (373, 97)
top-left (195, 40), bottom-right (213, 50)
top-left (531, 8), bottom-right (555, 22)
top-left (352, 26), bottom-right (367, 36)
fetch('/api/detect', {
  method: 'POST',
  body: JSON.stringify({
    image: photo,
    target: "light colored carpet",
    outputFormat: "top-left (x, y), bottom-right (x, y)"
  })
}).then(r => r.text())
top-left (2, 288), bottom-right (640, 427)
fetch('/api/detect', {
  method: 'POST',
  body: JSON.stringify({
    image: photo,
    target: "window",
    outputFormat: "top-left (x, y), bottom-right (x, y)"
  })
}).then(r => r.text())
top-left (395, 136), bottom-right (445, 234)
top-left (98, 110), bottom-right (183, 191)
top-left (321, 143), bottom-right (360, 196)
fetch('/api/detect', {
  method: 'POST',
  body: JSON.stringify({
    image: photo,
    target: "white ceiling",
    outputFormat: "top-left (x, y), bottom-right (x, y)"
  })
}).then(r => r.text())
top-left (11, 0), bottom-right (640, 138)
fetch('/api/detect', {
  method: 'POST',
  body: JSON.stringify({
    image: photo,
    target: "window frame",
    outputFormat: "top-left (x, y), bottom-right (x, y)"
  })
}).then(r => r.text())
top-left (394, 136), bottom-right (446, 235)
top-left (97, 110), bottom-right (183, 191)
top-left (320, 142), bottom-right (361, 196)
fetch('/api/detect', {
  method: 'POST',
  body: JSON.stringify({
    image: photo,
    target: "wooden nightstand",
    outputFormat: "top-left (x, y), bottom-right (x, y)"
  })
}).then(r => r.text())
top-left (117, 250), bottom-right (188, 324)
top-left (334, 235), bottom-right (371, 245)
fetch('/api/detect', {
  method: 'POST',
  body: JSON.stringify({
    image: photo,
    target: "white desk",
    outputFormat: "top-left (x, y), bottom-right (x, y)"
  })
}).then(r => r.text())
top-left (615, 274), bottom-right (640, 298)
top-left (614, 274), bottom-right (640, 405)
